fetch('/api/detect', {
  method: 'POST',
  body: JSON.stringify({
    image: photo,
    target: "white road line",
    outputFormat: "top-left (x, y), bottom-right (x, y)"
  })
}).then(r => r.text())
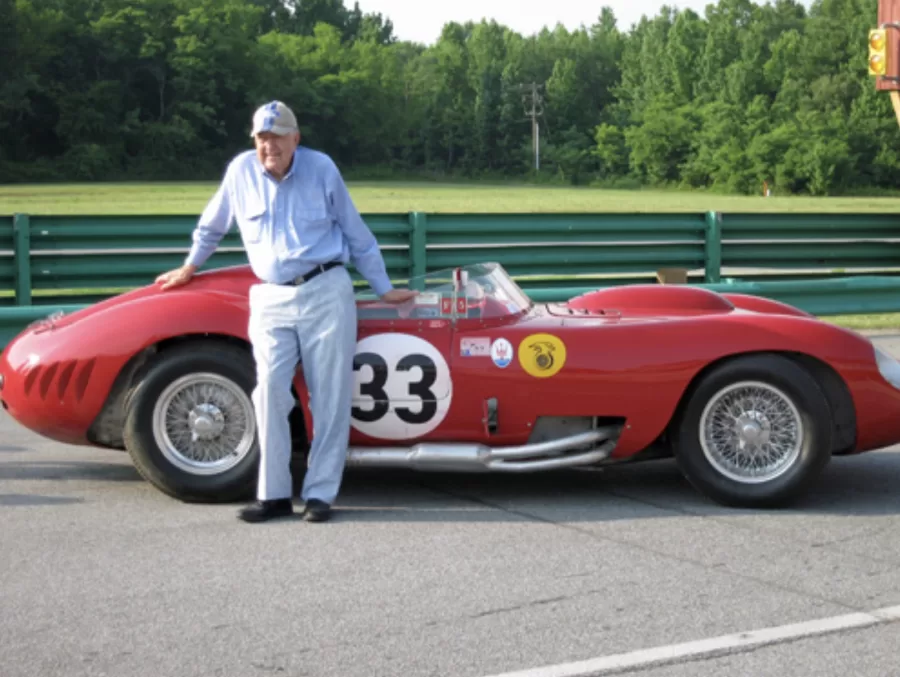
top-left (482, 605), bottom-right (900, 677)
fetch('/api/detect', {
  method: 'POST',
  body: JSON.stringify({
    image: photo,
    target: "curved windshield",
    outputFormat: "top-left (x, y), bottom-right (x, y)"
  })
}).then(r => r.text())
top-left (355, 262), bottom-right (532, 321)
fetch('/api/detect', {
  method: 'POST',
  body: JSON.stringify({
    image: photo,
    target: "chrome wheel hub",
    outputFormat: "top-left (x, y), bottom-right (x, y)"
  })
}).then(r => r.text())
top-left (188, 403), bottom-right (225, 441)
top-left (152, 373), bottom-right (255, 476)
top-left (699, 381), bottom-right (803, 484)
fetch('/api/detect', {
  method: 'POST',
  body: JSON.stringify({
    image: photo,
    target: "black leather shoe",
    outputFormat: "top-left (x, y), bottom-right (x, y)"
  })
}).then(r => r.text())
top-left (302, 499), bottom-right (332, 522)
top-left (237, 499), bottom-right (293, 523)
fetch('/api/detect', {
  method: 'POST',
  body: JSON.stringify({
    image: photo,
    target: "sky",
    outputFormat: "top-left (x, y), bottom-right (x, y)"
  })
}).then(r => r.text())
top-left (350, 0), bottom-right (815, 44)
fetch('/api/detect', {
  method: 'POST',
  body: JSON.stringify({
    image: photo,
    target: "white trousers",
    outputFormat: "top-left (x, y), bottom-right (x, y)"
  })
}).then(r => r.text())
top-left (247, 265), bottom-right (358, 504)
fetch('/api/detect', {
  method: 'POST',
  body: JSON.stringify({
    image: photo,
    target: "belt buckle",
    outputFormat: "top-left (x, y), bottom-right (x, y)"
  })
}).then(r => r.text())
top-left (290, 262), bottom-right (332, 286)
top-left (300, 264), bottom-right (324, 284)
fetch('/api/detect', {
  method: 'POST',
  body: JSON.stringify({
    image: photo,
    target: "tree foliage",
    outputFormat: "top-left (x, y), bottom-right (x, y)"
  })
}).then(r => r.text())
top-left (0, 0), bottom-right (894, 195)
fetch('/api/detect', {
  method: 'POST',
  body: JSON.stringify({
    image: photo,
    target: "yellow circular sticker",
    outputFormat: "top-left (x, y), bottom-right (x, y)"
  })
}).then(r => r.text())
top-left (518, 333), bottom-right (566, 378)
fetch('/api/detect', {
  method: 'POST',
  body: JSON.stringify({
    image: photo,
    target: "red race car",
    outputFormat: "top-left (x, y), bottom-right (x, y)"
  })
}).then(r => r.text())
top-left (2, 261), bottom-right (899, 508)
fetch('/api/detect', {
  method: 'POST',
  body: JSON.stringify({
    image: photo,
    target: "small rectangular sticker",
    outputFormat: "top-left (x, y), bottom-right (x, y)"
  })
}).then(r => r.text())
top-left (460, 337), bottom-right (490, 357)
top-left (416, 292), bottom-right (440, 305)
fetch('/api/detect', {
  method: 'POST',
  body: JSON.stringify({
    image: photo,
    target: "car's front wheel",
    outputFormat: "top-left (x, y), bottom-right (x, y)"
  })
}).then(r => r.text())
top-left (123, 341), bottom-right (260, 502)
top-left (672, 354), bottom-right (833, 508)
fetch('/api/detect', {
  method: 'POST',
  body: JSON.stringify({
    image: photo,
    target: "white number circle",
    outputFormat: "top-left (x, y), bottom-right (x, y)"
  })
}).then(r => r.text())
top-left (350, 333), bottom-right (453, 440)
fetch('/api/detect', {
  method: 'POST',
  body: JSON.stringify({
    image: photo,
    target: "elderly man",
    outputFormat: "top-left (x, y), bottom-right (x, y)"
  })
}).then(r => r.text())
top-left (156, 100), bottom-right (416, 523)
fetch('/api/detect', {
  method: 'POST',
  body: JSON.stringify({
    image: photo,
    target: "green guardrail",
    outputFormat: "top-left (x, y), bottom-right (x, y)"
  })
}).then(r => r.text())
top-left (2, 210), bottom-right (900, 348)
top-left (3, 210), bottom-right (900, 307)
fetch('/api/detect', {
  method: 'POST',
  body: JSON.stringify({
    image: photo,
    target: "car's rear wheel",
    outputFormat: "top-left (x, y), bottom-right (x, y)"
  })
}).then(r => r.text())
top-left (123, 341), bottom-right (259, 502)
top-left (672, 354), bottom-right (832, 508)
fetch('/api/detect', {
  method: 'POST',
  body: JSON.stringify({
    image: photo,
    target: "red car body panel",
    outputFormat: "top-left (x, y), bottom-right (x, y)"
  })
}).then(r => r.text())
top-left (2, 264), bottom-right (899, 461)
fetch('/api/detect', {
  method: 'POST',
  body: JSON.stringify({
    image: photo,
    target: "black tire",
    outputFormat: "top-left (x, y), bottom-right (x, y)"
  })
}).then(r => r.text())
top-left (122, 341), bottom-right (260, 503)
top-left (671, 353), bottom-right (833, 509)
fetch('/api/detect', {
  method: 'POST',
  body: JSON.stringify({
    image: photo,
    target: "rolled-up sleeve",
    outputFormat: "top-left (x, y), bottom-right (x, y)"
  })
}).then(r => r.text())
top-left (325, 162), bottom-right (393, 297)
top-left (185, 170), bottom-right (234, 268)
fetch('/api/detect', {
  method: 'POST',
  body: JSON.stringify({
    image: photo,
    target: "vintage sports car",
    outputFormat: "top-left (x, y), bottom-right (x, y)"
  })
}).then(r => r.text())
top-left (2, 261), bottom-right (899, 508)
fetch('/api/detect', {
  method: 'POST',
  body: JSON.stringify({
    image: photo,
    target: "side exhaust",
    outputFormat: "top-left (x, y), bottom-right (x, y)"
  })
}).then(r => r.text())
top-left (345, 426), bottom-right (619, 473)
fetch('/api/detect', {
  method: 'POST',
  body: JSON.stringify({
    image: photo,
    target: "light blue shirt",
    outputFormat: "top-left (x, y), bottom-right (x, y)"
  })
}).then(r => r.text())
top-left (185, 146), bottom-right (393, 296)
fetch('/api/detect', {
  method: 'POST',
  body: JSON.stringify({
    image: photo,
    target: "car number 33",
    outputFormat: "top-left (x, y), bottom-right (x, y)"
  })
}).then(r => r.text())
top-left (350, 333), bottom-right (453, 440)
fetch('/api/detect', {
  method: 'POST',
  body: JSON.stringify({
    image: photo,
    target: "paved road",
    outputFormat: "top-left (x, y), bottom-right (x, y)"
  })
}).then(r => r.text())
top-left (2, 336), bottom-right (900, 677)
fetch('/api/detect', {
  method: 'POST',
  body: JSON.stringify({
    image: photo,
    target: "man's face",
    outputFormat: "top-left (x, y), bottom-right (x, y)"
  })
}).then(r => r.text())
top-left (254, 131), bottom-right (300, 178)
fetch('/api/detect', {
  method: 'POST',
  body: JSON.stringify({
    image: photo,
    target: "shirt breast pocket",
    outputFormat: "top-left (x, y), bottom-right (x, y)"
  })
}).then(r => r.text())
top-left (292, 206), bottom-right (332, 239)
top-left (239, 201), bottom-right (267, 244)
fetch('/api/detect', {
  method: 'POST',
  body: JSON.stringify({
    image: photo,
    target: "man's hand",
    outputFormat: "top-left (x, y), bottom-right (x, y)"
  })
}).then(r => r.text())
top-left (380, 289), bottom-right (418, 304)
top-left (156, 264), bottom-right (197, 291)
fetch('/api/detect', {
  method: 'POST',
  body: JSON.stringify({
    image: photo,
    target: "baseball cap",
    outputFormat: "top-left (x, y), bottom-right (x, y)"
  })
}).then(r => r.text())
top-left (250, 100), bottom-right (298, 136)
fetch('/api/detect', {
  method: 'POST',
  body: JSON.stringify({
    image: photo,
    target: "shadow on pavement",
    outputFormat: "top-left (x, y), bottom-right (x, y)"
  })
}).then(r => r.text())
top-left (325, 450), bottom-right (900, 522)
top-left (0, 493), bottom-right (84, 506)
top-left (0, 460), bottom-right (143, 483)
top-left (2, 446), bottom-right (898, 522)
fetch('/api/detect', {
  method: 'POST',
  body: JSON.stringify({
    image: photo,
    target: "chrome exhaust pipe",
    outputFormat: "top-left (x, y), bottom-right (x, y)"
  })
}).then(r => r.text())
top-left (345, 426), bottom-right (618, 472)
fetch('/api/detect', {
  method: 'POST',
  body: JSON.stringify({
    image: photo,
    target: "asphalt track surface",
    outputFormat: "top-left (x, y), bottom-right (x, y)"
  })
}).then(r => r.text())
top-left (2, 335), bottom-right (900, 677)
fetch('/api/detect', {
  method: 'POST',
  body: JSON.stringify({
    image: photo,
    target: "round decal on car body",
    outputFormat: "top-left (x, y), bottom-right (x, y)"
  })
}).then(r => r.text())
top-left (518, 333), bottom-right (566, 378)
top-left (490, 338), bottom-right (513, 368)
top-left (350, 333), bottom-right (452, 440)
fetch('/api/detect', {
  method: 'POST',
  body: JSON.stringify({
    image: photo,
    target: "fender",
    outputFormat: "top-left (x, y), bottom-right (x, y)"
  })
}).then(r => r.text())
top-left (46, 289), bottom-right (252, 353)
top-left (72, 289), bottom-right (253, 402)
top-left (0, 290), bottom-right (254, 445)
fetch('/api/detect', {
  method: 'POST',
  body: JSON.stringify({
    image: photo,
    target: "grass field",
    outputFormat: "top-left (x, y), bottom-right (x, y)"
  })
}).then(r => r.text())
top-left (6, 181), bottom-right (900, 214)
top-left (824, 314), bottom-right (900, 330)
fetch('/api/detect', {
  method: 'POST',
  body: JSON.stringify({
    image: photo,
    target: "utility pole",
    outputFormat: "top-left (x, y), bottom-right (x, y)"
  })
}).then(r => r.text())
top-left (520, 83), bottom-right (544, 171)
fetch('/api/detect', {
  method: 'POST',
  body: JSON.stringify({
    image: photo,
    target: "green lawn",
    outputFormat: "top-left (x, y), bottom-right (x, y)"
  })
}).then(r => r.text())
top-left (5, 180), bottom-right (900, 214)
top-left (824, 314), bottom-right (900, 331)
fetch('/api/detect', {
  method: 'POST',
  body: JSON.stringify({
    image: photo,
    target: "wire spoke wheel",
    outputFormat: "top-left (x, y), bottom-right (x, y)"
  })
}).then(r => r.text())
top-left (699, 381), bottom-right (803, 485)
top-left (152, 372), bottom-right (256, 476)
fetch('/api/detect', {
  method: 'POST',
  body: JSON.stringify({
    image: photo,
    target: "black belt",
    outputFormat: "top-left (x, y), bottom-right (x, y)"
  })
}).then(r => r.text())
top-left (282, 261), bottom-right (342, 286)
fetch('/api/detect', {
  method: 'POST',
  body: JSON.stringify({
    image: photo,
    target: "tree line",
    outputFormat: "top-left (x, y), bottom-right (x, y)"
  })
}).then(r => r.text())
top-left (1, 0), bottom-right (895, 195)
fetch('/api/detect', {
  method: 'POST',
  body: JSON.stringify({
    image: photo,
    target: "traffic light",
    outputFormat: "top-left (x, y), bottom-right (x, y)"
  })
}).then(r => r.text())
top-left (870, 28), bottom-right (888, 76)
